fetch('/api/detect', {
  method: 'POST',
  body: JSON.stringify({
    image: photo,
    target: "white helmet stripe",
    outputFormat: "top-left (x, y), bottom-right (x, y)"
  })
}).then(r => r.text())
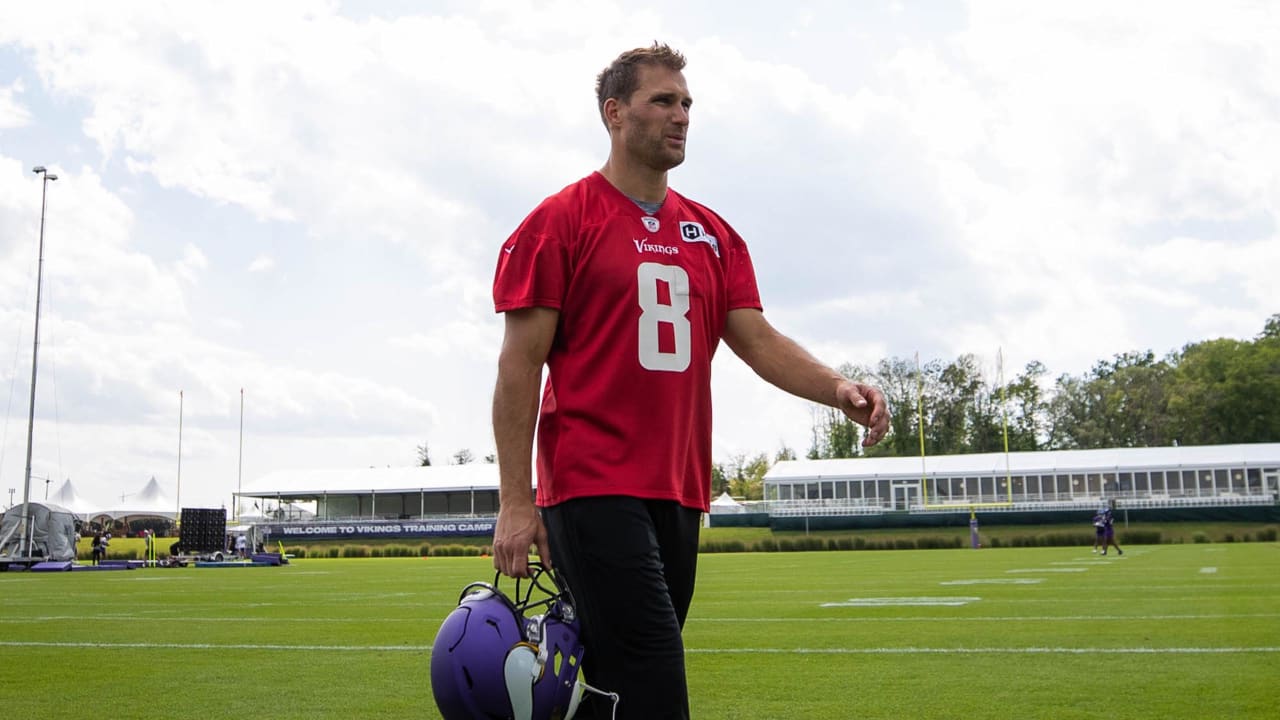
top-left (503, 644), bottom-right (539, 720)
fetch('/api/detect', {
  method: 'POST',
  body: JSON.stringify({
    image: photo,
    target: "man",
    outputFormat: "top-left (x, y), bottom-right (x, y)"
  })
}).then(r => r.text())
top-left (491, 43), bottom-right (890, 719)
top-left (1100, 508), bottom-right (1124, 556)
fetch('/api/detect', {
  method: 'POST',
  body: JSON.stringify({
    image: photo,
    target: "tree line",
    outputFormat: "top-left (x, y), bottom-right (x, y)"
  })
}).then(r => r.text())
top-left (717, 314), bottom-right (1280, 500)
top-left (415, 315), bottom-right (1279, 501)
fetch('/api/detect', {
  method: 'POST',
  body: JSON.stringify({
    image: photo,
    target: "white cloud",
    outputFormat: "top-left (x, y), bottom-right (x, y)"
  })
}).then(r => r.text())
top-left (247, 255), bottom-right (274, 273)
top-left (0, 2), bottom-right (1276, 509)
top-left (0, 79), bottom-right (29, 129)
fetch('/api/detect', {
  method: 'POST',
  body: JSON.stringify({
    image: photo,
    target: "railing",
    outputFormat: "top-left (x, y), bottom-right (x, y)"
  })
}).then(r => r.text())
top-left (263, 512), bottom-right (495, 525)
top-left (756, 492), bottom-right (1276, 517)
top-left (764, 499), bottom-right (891, 517)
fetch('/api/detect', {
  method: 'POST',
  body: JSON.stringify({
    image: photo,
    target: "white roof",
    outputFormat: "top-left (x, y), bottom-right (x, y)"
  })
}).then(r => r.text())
top-left (241, 463), bottom-right (507, 497)
top-left (710, 492), bottom-right (742, 507)
top-left (766, 443), bottom-right (1280, 481)
top-left (48, 479), bottom-right (98, 518)
top-left (93, 476), bottom-right (179, 520)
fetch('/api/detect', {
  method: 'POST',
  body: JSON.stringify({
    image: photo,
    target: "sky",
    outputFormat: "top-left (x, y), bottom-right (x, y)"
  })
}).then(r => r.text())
top-left (0, 1), bottom-right (1276, 513)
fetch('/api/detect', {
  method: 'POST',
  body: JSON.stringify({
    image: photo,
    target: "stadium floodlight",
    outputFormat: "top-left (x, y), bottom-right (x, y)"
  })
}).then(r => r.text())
top-left (32, 165), bottom-right (45, 173)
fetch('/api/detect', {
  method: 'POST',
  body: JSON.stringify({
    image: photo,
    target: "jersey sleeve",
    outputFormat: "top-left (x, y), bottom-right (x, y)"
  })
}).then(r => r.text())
top-left (493, 197), bottom-right (575, 313)
top-left (724, 228), bottom-right (763, 312)
top-left (697, 206), bottom-right (762, 313)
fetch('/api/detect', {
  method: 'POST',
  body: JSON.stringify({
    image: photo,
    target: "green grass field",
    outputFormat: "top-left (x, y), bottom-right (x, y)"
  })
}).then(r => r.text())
top-left (2, 542), bottom-right (1277, 719)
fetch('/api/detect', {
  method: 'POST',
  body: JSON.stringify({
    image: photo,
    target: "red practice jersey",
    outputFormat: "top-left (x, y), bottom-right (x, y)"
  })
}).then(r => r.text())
top-left (493, 172), bottom-right (762, 512)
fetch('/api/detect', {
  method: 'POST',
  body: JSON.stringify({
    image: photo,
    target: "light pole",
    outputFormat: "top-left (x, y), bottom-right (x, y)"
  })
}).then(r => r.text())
top-left (18, 166), bottom-right (56, 559)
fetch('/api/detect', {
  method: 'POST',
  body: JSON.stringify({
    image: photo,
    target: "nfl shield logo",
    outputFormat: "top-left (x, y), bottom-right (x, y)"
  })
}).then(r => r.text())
top-left (642, 216), bottom-right (660, 232)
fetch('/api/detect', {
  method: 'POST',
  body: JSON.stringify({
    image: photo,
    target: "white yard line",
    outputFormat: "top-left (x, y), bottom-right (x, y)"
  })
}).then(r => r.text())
top-left (3, 640), bottom-right (1276, 655)
top-left (692, 613), bottom-right (1280, 622)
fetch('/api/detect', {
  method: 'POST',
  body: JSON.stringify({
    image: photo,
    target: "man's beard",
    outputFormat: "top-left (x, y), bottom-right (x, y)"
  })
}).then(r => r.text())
top-left (640, 137), bottom-right (685, 172)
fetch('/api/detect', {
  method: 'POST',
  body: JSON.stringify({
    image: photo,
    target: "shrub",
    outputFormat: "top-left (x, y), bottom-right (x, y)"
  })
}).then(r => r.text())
top-left (286, 547), bottom-right (306, 559)
top-left (430, 544), bottom-right (482, 557)
top-left (1119, 530), bottom-right (1161, 545)
top-left (1258, 527), bottom-right (1277, 542)
top-left (327, 546), bottom-right (341, 558)
top-left (1192, 532), bottom-right (1210, 544)
top-left (916, 536), bottom-right (958, 550)
top-left (419, 544), bottom-right (433, 556)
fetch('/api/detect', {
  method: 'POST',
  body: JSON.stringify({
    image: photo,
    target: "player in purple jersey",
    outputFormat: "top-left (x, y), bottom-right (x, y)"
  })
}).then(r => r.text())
top-left (1092, 509), bottom-right (1106, 553)
top-left (1100, 508), bottom-right (1123, 555)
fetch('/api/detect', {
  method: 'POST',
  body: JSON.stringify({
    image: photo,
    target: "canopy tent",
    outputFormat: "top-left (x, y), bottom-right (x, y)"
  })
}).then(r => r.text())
top-left (91, 476), bottom-right (179, 522)
top-left (0, 501), bottom-right (80, 561)
top-left (238, 464), bottom-right (507, 520)
top-left (48, 479), bottom-right (98, 521)
top-left (709, 492), bottom-right (746, 514)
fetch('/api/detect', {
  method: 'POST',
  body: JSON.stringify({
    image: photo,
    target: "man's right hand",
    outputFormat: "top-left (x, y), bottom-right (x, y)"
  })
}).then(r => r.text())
top-left (492, 501), bottom-right (551, 578)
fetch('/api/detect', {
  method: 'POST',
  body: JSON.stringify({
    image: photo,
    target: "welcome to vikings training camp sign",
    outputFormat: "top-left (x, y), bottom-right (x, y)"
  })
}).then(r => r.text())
top-left (262, 519), bottom-right (496, 540)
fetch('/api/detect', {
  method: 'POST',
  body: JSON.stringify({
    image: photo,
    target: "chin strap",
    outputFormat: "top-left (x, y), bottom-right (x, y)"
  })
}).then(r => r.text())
top-left (575, 679), bottom-right (620, 720)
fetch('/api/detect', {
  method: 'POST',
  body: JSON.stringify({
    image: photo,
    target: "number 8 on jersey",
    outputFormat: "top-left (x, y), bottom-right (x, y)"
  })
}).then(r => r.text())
top-left (637, 262), bottom-right (691, 372)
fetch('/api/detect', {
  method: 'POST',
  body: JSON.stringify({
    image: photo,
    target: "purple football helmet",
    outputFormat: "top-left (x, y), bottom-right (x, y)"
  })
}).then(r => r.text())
top-left (431, 563), bottom-right (586, 720)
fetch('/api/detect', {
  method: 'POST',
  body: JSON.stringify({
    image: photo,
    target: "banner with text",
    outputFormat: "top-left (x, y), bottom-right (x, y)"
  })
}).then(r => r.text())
top-left (263, 519), bottom-right (495, 541)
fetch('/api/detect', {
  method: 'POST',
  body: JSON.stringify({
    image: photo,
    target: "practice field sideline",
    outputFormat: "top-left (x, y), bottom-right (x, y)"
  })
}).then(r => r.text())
top-left (1, 544), bottom-right (1276, 719)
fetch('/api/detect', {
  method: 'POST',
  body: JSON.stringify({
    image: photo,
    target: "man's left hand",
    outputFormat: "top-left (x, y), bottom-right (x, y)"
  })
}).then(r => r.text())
top-left (835, 381), bottom-right (890, 447)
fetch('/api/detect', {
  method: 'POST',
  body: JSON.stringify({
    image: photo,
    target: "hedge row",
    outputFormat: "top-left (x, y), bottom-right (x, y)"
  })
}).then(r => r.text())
top-left (700, 535), bottom-right (965, 553)
top-left (274, 526), bottom-right (1277, 559)
top-left (698, 527), bottom-right (1278, 553)
top-left (282, 543), bottom-right (491, 559)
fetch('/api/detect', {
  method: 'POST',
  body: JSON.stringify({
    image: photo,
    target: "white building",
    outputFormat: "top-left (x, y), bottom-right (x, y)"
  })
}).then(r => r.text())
top-left (763, 443), bottom-right (1280, 515)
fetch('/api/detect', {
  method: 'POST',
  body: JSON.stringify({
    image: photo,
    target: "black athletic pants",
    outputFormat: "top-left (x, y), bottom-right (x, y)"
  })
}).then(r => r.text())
top-left (541, 496), bottom-right (701, 720)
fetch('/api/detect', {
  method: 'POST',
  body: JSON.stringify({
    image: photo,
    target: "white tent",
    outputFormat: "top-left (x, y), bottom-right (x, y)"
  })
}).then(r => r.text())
top-left (92, 476), bottom-right (179, 522)
top-left (709, 492), bottom-right (746, 514)
top-left (48, 479), bottom-right (97, 521)
top-left (0, 501), bottom-right (80, 561)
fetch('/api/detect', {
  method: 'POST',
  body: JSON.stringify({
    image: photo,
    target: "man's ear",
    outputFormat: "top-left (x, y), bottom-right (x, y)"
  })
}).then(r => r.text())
top-left (602, 97), bottom-right (624, 129)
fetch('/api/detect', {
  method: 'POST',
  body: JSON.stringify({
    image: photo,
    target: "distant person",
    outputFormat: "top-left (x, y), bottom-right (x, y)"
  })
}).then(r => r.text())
top-left (235, 534), bottom-right (247, 559)
top-left (1100, 509), bottom-right (1123, 556)
top-left (1092, 509), bottom-right (1106, 553)
top-left (91, 532), bottom-right (104, 565)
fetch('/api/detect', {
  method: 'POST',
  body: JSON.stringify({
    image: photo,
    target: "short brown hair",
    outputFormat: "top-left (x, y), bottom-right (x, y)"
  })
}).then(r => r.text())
top-left (595, 42), bottom-right (687, 126)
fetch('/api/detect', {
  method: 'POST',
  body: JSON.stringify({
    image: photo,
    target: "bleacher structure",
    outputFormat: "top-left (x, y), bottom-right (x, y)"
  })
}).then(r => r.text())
top-left (723, 443), bottom-right (1280, 530)
top-left (234, 443), bottom-right (1280, 534)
